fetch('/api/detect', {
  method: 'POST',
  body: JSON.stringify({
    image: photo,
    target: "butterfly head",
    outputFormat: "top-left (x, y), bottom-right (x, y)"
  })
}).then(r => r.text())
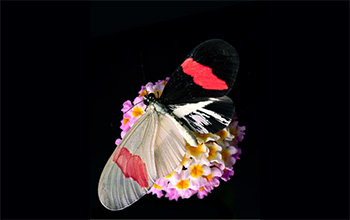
top-left (143, 93), bottom-right (157, 106)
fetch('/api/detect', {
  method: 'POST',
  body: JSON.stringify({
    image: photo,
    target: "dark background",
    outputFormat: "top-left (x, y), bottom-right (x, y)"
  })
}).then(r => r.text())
top-left (1, 1), bottom-right (349, 219)
top-left (89, 2), bottom-right (260, 219)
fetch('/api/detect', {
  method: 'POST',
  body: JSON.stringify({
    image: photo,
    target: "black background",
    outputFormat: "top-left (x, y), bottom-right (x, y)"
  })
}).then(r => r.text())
top-left (1, 1), bottom-right (349, 219)
top-left (90, 2), bottom-right (260, 219)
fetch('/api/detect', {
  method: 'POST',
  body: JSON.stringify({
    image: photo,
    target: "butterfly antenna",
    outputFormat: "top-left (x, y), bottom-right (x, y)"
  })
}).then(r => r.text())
top-left (140, 52), bottom-right (146, 84)
top-left (110, 99), bottom-right (145, 127)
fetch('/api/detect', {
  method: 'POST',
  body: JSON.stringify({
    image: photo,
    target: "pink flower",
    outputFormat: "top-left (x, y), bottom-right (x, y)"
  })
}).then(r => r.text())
top-left (115, 138), bottom-right (121, 146)
top-left (120, 129), bottom-right (128, 138)
top-left (188, 162), bottom-right (211, 189)
top-left (164, 185), bottom-right (195, 201)
top-left (127, 96), bottom-right (147, 125)
top-left (120, 117), bottom-right (131, 132)
top-left (147, 178), bottom-right (168, 198)
top-left (152, 82), bottom-right (166, 98)
top-left (158, 77), bottom-right (170, 84)
top-left (167, 170), bottom-right (196, 199)
top-left (236, 125), bottom-right (246, 142)
top-left (228, 119), bottom-right (246, 144)
top-left (138, 85), bottom-right (147, 96)
top-left (145, 82), bottom-right (155, 93)
top-left (165, 188), bottom-right (179, 201)
top-left (121, 100), bottom-right (133, 113)
top-left (233, 148), bottom-right (242, 160)
top-left (221, 169), bottom-right (234, 182)
top-left (203, 167), bottom-right (222, 191)
top-left (196, 187), bottom-right (209, 199)
top-left (114, 77), bottom-right (246, 201)
top-left (221, 143), bottom-right (238, 169)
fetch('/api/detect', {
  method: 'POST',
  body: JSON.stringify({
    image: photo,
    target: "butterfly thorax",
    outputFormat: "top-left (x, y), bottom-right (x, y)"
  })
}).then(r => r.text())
top-left (144, 93), bottom-right (169, 114)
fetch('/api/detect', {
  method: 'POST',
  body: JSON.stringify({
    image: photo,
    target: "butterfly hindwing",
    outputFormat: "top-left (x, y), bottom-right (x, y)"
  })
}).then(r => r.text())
top-left (169, 95), bottom-right (234, 134)
top-left (154, 113), bottom-right (187, 178)
top-left (160, 39), bottom-right (239, 104)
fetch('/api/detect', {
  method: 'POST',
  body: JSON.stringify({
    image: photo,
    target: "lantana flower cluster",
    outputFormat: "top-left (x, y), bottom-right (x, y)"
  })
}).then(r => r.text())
top-left (115, 77), bottom-right (246, 200)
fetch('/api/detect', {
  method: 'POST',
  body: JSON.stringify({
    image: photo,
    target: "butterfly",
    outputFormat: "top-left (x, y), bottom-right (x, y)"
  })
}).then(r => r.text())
top-left (98, 39), bottom-right (239, 210)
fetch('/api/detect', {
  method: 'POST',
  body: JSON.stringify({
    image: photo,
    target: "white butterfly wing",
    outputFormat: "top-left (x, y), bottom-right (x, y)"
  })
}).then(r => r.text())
top-left (98, 107), bottom-right (189, 211)
top-left (98, 109), bottom-right (158, 210)
top-left (169, 96), bottom-right (234, 134)
top-left (154, 113), bottom-right (187, 178)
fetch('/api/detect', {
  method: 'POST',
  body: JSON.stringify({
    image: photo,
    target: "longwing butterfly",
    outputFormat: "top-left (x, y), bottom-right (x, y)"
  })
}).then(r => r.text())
top-left (98, 39), bottom-right (239, 210)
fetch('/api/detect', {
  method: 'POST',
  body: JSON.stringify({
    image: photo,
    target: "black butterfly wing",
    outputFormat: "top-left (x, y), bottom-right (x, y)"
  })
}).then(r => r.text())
top-left (167, 95), bottom-right (235, 134)
top-left (160, 39), bottom-right (239, 104)
top-left (160, 39), bottom-right (239, 134)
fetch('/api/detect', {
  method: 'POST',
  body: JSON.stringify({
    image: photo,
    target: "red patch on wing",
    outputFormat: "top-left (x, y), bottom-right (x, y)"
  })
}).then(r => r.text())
top-left (181, 58), bottom-right (228, 90)
top-left (113, 148), bottom-right (149, 188)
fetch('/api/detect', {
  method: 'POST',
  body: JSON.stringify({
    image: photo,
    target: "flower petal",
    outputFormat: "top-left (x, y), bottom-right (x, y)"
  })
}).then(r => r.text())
top-left (121, 100), bottom-right (133, 113)
top-left (115, 138), bottom-right (122, 146)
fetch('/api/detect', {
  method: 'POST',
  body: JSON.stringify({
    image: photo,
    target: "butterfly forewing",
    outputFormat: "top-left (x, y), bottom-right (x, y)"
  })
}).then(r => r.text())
top-left (98, 109), bottom-right (158, 210)
top-left (160, 39), bottom-right (239, 104)
top-left (98, 108), bottom-right (188, 210)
